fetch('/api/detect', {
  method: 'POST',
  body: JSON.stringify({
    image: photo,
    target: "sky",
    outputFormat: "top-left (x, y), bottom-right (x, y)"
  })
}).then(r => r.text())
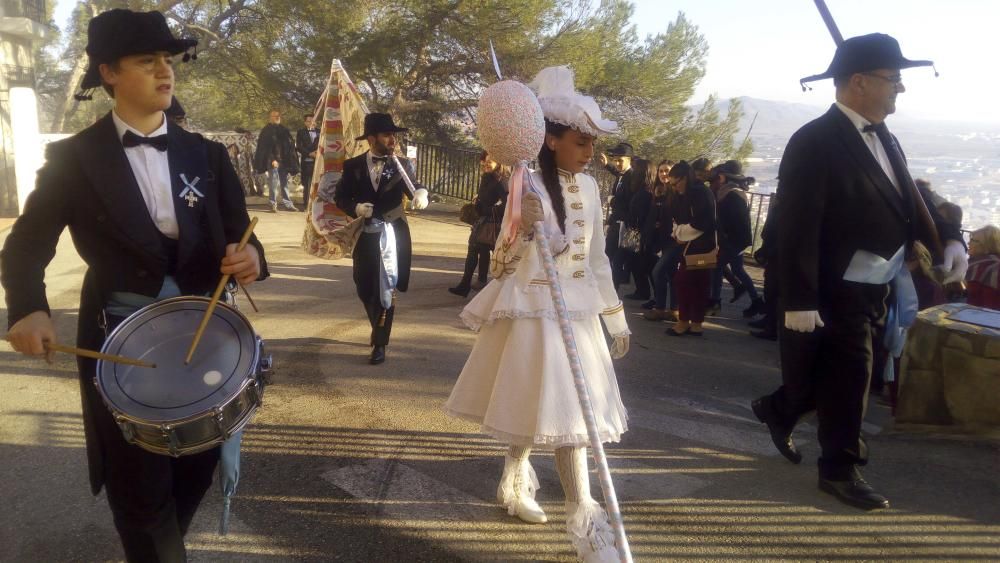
top-left (631, 0), bottom-right (1000, 124)
top-left (51, 0), bottom-right (998, 124)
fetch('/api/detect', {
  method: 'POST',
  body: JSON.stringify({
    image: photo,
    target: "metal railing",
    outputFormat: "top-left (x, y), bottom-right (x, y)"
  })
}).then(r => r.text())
top-left (412, 142), bottom-right (482, 201)
top-left (2, 0), bottom-right (45, 21)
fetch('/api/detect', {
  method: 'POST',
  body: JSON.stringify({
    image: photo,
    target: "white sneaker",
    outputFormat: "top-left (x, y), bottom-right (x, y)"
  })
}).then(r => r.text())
top-left (497, 456), bottom-right (547, 524)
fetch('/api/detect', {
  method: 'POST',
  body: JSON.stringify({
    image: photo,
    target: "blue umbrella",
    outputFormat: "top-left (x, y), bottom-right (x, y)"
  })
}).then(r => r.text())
top-left (218, 430), bottom-right (243, 535)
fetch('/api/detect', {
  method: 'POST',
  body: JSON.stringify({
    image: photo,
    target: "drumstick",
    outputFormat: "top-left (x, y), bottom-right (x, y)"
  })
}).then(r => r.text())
top-left (45, 341), bottom-right (156, 368)
top-left (239, 283), bottom-right (259, 312)
top-left (185, 217), bottom-right (258, 365)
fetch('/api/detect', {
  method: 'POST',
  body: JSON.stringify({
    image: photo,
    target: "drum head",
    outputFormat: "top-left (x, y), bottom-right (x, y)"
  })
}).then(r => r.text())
top-left (97, 297), bottom-right (258, 423)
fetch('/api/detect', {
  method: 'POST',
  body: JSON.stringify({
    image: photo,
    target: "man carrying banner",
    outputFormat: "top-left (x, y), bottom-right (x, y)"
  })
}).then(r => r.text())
top-left (334, 113), bottom-right (429, 364)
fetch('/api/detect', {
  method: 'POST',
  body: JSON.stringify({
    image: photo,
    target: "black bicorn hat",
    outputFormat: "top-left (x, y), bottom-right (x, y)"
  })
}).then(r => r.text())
top-left (356, 112), bottom-right (408, 141)
top-left (800, 33), bottom-right (934, 87)
top-left (76, 9), bottom-right (198, 100)
top-left (605, 142), bottom-right (635, 157)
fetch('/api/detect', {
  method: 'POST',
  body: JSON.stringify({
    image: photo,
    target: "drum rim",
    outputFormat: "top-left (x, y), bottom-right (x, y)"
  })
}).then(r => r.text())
top-left (95, 295), bottom-right (260, 420)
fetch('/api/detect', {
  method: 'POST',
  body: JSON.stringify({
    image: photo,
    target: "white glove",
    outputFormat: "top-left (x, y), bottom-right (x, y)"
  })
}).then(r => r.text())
top-left (520, 193), bottom-right (544, 228)
top-left (355, 202), bottom-right (374, 218)
top-left (610, 335), bottom-right (630, 359)
top-left (939, 239), bottom-right (969, 284)
top-left (411, 188), bottom-right (429, 210)
top-left (785, 310), bottom-right (825, 333)
top-left (672, 223), bottom-right (704, 242)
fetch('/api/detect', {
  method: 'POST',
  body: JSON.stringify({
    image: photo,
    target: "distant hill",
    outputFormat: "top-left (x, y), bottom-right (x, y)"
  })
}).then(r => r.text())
top-left (707, 96), bottom-right (1000, 159)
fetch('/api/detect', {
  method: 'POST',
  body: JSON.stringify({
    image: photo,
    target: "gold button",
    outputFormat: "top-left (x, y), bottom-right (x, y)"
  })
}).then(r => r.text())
top-left (570, 202), bottom-right (583, 210)
top-left (568, 185), bottom-right (580, 193)
top-left (574, 237), bottom-right (585, 245)
top-left (574, 220), bottom-right (585, 227)
top-left (573, 254), bottom-right (585, 261)
top-left (573, 271), bottom-right (584, 278)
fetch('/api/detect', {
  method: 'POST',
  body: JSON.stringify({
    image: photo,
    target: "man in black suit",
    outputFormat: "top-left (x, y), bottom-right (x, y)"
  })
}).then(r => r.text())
top-left (334, 113), bottom-right (429, 364)
top-left (600, 142), bottom-right (635, 286)
top-left (1, 10), bottom-right (266, 561)
top-left (751, 34), bottom-right (966, 510)
top-left (296, 113), bottom-right (320, 209)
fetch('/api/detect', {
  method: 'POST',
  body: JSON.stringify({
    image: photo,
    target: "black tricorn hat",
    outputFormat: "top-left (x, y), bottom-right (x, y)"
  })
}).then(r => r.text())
top-left (606, 142), bottom-right (635, 157)
top-left (800, 33), bottom-right (933, 85)
top-left (78, 9), bottom-right (197, 96)
top-left (356, 113), bottom-right (408, 141)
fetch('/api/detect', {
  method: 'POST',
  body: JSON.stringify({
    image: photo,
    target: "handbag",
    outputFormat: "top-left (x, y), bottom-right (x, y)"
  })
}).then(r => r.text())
top-left (683, 232), bottom-right (719, 270)
top-left (459, 202), bottom-right (479, 225)
top-left (618, 220), bottom-right (641, 253)
top-left (473, 202), bottom-right (502, 246)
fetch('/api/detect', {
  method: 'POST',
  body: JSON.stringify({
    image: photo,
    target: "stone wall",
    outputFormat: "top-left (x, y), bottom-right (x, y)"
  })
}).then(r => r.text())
top-left (897, 303), bottom-right (1000, 433)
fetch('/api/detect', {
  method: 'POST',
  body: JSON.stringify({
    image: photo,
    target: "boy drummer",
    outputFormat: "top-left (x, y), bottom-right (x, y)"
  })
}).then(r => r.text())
top-left (1, 9), bottom-right (266, 561)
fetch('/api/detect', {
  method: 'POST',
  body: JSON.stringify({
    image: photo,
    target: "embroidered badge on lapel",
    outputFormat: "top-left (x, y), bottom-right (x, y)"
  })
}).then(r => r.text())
top-left (179, 173), bottom-right (205, 207)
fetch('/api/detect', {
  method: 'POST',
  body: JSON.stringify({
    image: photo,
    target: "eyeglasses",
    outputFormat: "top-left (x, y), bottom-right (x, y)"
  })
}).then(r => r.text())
top-left (863, 73), bottom-right (904, 85)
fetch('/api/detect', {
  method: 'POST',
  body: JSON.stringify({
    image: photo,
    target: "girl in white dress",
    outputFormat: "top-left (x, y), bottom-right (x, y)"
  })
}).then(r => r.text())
top-left (444, 66), bottom-right (629, 562)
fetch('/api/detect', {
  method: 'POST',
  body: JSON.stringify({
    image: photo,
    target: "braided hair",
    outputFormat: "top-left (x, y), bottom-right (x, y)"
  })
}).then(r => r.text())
top-left (536, 119), bottom-right (570, 233)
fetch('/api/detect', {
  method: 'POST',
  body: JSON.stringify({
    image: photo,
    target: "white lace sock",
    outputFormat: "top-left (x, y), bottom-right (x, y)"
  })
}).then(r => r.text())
top-left (556, 447), bottom-right (618, 562)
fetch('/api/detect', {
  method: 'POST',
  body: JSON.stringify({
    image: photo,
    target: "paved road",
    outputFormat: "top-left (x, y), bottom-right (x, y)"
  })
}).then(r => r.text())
top-left (1, 204), bottom-right (997, 562)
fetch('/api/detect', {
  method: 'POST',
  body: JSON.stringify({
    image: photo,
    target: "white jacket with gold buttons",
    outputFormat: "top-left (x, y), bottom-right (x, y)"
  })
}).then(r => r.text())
top-left (460, 169), bottom-right (629, 337)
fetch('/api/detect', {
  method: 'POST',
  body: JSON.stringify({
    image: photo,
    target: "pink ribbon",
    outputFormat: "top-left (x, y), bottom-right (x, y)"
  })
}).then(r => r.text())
top-left (503, 162), bottom-right (527, 245)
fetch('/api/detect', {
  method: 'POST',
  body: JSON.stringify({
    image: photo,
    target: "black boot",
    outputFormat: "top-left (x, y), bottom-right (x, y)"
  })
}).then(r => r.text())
top-left (743, 298), bottom-right (766, 318)
top-left (448, 285), bottom-right (470, 297)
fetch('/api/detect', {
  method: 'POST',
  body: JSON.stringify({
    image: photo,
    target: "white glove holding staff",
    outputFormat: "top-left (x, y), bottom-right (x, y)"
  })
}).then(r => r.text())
top-left (355, 202), bottom-right (374, 219)
top-left (411, 188), bottom-right (429, 210)
top-left (785, 310), bottom-right (825, 333)
top-left (610, 335), bottom-right (630, 359)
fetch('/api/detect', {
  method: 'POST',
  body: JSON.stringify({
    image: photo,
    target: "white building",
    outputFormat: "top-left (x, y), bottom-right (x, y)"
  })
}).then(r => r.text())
top-left (1, 0), bottom-right (49, 216)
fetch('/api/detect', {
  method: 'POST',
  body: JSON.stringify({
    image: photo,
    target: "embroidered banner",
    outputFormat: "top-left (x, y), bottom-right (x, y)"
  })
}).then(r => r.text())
top-left (302, 59), bottom-right (371, 260)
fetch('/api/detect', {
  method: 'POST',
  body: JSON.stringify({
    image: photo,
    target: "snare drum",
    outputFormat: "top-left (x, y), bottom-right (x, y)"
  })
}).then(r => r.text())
top-left (96, 296), bottom-right (271, 457)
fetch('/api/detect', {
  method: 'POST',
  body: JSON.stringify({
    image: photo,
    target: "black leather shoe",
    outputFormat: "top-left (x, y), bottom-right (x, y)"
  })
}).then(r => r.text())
top-left (819, 475), bottom-right (890, 510)
top-left (751, 398), bottom-right (802, 464)
top-left (448, 286), bottom-right (470, 297)
top-left (369, 345), bottom-right (386, 365)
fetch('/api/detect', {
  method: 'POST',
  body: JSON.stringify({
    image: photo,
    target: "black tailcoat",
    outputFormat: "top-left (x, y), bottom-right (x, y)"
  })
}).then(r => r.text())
top-left (333, 152), bottom-right (423, 346)
top-left (1, 112), bottom-right (268, 495)
top-left (766, 105), bottom-right (957, 475)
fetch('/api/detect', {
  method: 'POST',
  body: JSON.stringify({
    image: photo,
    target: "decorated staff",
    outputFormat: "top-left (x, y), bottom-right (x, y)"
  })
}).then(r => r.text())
top-left (1, 9), bottom-right (267, 561)
top-left (332, 113), bottom-right (430, 365)
top-left (445, 66), bottom-right (631, 563)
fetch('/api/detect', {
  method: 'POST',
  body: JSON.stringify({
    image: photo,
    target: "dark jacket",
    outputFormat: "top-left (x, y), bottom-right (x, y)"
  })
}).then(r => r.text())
top-left (0, 112), bottom-right (268, 495)
top-left (777, 104), bottom-right (961, 312)
top-left (674, 181), bottom-right (717, 256)
top-left (333, 152), bottom-right (424, 292)
top-left (715, 183), bottom-right (753, 252)
top-left (253, 122), bottom-right (298, 174)
top-left (296, 127), bottom-right (319, 160)
top-left (475, 172), bottom-right (508, 219)
top-left (606, 167), bottom-right (633, 223)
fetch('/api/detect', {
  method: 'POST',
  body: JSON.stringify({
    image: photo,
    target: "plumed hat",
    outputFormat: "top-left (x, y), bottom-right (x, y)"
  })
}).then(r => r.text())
top-left (527, 66), bottom-right (618, 136)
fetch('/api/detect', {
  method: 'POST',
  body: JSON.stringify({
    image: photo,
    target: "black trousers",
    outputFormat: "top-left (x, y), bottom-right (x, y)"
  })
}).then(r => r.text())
top-left (761, 258), bottom-right (779, 333)
top-left (764, 281), bottom-right (888, 479)
top-left (91, 389), bottom-right (218, 562)
top-left (353, 231), bottom-right (395, 346)
top-left (300, 157), bottom-right (315, 205)
top-left (458, 242), bottom-right (490, 288)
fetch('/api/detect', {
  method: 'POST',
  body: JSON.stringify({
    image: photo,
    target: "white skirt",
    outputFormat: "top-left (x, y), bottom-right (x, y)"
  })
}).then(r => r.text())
top-left (444, 315), bottom-right (628, 448)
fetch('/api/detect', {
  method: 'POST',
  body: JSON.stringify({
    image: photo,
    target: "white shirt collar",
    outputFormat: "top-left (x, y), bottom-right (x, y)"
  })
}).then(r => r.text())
top-left (112, 110), bottom-right (168, 145)
top-left (835, 102), bottom-right (876, 133)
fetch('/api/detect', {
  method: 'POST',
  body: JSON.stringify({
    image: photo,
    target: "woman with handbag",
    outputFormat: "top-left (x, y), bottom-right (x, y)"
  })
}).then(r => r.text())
top-left (449, 152), bottom-right (508, 297)
top-left (666, 160), bottom-right (717, 336)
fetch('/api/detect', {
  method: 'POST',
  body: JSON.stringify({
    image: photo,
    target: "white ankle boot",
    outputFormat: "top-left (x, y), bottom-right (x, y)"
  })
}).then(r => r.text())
top-left (566, 499), bottom-right (619, 563)
top-left (497, 455), bottom-right (547, 523)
